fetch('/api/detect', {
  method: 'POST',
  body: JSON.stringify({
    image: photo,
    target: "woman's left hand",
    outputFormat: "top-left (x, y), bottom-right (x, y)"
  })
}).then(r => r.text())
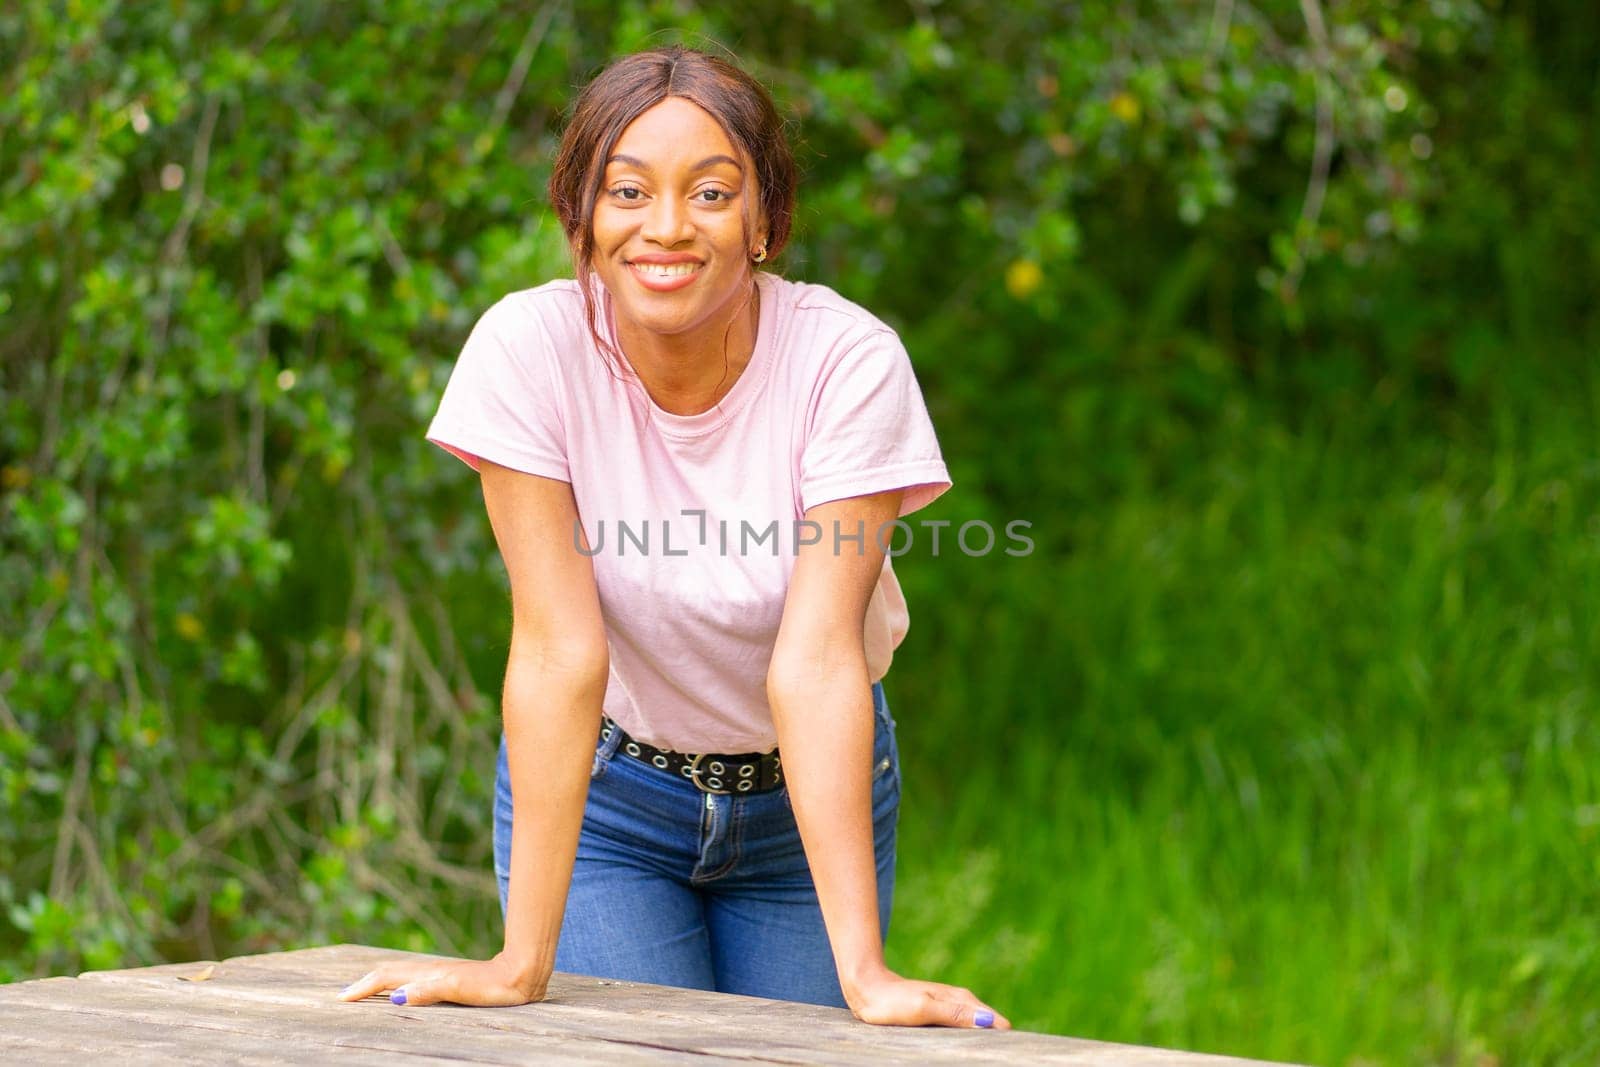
top-left (844, 967), bottom-right (1011, 1029)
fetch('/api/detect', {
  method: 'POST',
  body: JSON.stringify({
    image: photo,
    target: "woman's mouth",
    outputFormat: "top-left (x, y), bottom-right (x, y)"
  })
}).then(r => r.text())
top-left (628, 260), bottom-right (704, 291)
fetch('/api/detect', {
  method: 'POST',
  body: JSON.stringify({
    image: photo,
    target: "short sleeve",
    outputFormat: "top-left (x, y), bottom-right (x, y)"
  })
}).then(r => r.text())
top-left (800, 328), bottom-right (952, 515)
top-left (424, 297), bottom-right (570, 482)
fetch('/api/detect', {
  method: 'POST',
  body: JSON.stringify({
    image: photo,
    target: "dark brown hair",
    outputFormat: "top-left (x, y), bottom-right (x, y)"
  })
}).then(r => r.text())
top-left (548, 46), bottom-right (798, 375)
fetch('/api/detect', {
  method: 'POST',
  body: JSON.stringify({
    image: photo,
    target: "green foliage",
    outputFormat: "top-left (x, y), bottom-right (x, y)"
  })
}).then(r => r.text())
top-left (2, 1), bottom-right (1595, 1063)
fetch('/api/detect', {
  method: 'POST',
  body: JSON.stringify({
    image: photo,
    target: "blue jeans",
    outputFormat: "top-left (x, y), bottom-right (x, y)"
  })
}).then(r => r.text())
top-left (493, 682), bottom-right (900, 1008)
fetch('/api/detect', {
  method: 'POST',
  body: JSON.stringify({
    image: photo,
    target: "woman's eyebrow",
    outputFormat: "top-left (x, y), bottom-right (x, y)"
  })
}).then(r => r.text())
top-left (606, 153), bottom-right (744, 172)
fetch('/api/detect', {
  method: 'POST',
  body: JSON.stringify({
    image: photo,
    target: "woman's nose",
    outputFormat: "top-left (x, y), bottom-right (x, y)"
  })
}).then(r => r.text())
top-left (640, 196), bottom-right (695, 246)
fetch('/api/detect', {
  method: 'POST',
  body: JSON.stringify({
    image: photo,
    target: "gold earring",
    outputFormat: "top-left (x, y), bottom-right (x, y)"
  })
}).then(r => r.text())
top-left (752, 241), bottom-right (768, 264)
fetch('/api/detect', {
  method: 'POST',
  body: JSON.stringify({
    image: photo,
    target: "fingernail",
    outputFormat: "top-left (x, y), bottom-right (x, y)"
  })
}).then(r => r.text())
top-left (390, 988), bottom-right (408, 1006)
top-left (339, 984), bottom-right (356, 997)
top-left (974, 1008), bottom-right (994, 1028)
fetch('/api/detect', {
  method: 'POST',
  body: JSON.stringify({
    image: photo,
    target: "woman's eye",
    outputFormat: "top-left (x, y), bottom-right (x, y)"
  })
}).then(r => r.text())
top-left (696, 189), bottom-right (730, 203)
top-left (610, 185), bottom-right (644, 201)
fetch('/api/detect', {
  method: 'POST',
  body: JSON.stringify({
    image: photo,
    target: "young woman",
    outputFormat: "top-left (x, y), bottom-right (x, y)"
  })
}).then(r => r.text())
top-left (338, 46), bottom-right (1008, 1031)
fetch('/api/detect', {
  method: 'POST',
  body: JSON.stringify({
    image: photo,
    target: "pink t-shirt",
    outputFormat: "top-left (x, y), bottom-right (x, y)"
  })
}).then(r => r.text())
top-left (425, 271), bottom-right (952, 752)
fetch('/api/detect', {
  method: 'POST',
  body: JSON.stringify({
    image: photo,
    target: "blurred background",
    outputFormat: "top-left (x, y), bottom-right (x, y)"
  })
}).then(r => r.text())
top-left (2, 1), bottom-right (1596, 1063)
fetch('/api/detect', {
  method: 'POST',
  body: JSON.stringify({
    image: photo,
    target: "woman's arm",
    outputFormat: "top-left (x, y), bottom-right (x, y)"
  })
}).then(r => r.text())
top-left (481, 459), bottom-right (609, 989)
top-left (767, 491), bottom-right (1009, 1030)
top-left (337, 459), bottom-right (606, 1007)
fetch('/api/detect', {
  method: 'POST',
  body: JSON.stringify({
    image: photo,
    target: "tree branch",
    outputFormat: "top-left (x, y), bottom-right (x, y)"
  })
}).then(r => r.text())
top-left (1286, 0), bottom-right (1336, 300)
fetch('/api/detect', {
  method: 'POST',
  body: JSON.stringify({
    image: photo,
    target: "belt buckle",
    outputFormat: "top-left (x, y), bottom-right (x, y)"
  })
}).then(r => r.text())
top-left (686, 753), bottom-right (733, 795)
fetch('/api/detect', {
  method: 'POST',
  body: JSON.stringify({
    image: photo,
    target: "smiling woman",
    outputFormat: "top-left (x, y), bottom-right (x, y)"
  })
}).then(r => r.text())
top-left (335, 45), bottom-right (1008, 1032)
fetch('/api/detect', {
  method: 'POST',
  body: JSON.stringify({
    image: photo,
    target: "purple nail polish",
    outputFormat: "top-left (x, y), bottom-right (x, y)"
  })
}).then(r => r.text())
top-left (974, 1008), bottom-right (994, 1028)
top-left (390, 989), bottom-right (408, 1006)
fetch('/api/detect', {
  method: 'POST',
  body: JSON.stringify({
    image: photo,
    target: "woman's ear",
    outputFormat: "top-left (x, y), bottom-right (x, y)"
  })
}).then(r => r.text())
top-left (752, 211), bottom-right (772, 260)
top-left (745, 168), bottom-right (771, 259)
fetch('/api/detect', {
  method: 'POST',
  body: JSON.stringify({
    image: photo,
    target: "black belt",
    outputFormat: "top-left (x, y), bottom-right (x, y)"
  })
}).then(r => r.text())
top-left (601, 716), bottom-right (784, 795)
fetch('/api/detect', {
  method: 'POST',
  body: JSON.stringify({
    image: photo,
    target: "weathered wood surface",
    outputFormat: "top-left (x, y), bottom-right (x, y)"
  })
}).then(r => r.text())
top-left (0, 944), bottom-right (1300, 1065)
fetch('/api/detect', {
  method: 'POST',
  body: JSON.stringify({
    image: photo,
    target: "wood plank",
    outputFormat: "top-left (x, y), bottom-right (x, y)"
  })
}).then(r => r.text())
top-left (0, 1000), bottom-right (404, 1066)
top-left (0, 980), bottom-right (704, 1065)
top-left (80, 944), bottom-right (1280, 1064)
top-left (0, 944), bottom-right (1300, 1066)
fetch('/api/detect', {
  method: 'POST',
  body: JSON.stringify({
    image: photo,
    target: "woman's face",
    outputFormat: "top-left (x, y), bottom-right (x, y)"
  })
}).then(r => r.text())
top-left (589, 96), bottom-right (765, 343)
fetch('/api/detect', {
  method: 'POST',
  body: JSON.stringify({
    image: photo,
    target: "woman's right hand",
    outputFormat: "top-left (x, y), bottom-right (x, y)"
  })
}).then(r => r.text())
top-left (843, 967), bottom-right (1011, 1029)
top-left (336, 950), bottom-right (550, 1008)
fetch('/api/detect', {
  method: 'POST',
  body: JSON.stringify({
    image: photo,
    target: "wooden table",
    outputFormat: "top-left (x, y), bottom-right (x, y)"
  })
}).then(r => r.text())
top-left (0, 944), bottom-right (1297, 1064)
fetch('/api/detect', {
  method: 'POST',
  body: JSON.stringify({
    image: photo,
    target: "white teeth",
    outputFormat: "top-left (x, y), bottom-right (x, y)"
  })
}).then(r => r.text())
top-left (631, 262), bottom-right (701, 278)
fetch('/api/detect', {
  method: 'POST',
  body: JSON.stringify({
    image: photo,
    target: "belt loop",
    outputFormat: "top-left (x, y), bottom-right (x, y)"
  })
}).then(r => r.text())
top-left (597, 715), bottom-right (625, 760)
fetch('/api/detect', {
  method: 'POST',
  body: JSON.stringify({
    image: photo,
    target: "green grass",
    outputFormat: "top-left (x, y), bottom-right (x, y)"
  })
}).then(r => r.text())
top-left (883, 381), bottom-right (1600, 1065)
